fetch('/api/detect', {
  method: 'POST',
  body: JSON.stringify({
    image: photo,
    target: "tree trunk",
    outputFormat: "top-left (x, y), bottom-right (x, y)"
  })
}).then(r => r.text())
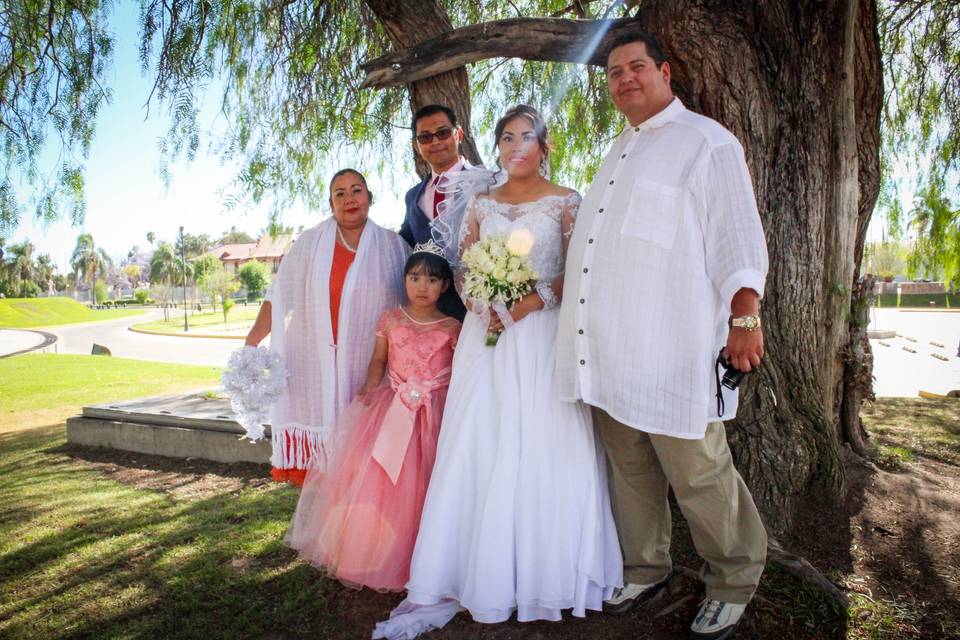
top-left (638, 0), bottom-right (882, 531)
top-left (360, 0), bottom-right (883, 533)
top-left (364, 0), bottom-right (482, 178)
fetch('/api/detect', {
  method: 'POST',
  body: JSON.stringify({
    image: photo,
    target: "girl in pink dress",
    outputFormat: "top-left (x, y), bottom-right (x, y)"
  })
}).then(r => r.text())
top-left (286, 244), bottom-right (460, 592)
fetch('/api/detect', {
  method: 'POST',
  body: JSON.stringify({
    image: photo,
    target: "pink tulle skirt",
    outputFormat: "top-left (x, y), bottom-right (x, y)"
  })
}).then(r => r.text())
top-left (285, 383), bottom-right (446, 592)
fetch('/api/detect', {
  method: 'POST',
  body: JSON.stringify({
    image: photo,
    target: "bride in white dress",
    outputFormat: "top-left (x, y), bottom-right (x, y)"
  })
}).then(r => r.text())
top-left (374, 105), bottom-right (622, 639)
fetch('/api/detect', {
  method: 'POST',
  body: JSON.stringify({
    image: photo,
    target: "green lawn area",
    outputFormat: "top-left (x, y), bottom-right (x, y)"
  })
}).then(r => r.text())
top-left (132, 305), bottom-right (261, 335)
top-left (0, 352), bottom-right (329, 640)
top-left (874, 292), bottom-right (958, 308)
top-left (0, 297), bottom-right (144, 328)
top-left (2, 356), bottom-right (957, 639)
top-left (0, 354), bottom-right (221, 433)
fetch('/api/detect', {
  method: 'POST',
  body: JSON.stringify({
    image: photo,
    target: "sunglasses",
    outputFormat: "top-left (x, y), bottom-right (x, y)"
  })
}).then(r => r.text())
top-left (416, 127), bottom-right (455, 145)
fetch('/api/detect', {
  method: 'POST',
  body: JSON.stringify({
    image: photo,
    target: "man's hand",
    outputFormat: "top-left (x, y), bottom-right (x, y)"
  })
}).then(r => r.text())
top-left (726, 287), bottom-right (763, 372)
top-left (724, 328), bottom-right (764, 372)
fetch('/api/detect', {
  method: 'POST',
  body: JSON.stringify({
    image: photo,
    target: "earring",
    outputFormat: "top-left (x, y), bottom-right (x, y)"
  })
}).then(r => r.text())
top-left (538, 157), bottom-right (548, 177)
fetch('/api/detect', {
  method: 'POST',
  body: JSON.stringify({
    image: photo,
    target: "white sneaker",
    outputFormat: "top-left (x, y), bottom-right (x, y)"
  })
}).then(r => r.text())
top-left (602, 580), bottom-right (665, 616)
top-left (689, 598), bottom-right (746, 639)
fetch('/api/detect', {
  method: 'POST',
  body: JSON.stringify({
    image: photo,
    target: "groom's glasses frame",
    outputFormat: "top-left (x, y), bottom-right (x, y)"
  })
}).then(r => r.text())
top-left (416, 127), bottom-right (454, 145)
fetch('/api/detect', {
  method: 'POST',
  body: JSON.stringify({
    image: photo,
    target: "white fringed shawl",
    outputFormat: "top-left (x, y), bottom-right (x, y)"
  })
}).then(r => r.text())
top-left (267, 217), bottom-right (409, 471)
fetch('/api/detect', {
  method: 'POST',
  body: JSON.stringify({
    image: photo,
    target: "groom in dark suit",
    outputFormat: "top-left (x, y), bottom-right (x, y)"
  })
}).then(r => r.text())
top-left (400, 104), bottom-right (470, 321)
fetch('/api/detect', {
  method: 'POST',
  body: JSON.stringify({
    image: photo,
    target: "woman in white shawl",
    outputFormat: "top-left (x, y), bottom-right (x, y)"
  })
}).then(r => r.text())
top-left (245, 169), bottom-right (409, 485)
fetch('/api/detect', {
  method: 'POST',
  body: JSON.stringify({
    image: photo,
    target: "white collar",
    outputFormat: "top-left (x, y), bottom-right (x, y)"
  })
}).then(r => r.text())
top-left (622, 97), bottom-right (685, 137)
top-left (431, 158), bottom-right (466, 183)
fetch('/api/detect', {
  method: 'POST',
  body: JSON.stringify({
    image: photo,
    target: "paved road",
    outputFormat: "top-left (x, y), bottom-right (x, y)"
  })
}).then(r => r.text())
top-left (869, 308), bottom-right (960, 397)
top-left (45, 310), bottom-right (246, 367)
top-left (3, 307), bottom-right (956, 395)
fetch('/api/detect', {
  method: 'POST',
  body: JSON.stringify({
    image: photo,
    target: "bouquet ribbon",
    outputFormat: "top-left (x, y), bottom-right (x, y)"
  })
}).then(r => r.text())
top-left (470, 299), bottom-right (515, 330)
top-left (371, 367), bottom-right (452, 484)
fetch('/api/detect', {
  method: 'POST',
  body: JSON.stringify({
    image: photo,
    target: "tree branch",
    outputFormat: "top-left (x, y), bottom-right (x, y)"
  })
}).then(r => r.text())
top-left (360, 16), bottom-right (643, 89)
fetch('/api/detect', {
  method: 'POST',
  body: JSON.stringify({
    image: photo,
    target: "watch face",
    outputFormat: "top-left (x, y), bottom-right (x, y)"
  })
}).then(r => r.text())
top-left (745, 316), bottom-right (758, 329)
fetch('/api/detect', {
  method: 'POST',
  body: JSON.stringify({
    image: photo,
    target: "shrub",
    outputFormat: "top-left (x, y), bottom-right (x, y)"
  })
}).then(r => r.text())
top-left (133, 289), bottom-right (149, 305)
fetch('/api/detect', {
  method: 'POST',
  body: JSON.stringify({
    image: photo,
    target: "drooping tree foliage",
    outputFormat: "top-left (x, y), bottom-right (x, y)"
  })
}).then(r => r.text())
top-left (0, 0), bottom-right (113, 235)
top-left (879, 0), bottom-right (960, 284)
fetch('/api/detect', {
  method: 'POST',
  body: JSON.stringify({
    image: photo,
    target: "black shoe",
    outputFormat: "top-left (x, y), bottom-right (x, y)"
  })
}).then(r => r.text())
top-left (602, 579), bottom-right (667, 616)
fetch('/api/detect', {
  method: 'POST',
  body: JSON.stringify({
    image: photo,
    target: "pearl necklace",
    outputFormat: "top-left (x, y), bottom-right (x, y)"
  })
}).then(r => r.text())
top-left (336, 225), bottom-right (358, 252)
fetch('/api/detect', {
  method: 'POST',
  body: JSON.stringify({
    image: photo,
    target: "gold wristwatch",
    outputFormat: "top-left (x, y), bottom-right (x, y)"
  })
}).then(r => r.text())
top-left (730, 315), bottom-right (761, 331)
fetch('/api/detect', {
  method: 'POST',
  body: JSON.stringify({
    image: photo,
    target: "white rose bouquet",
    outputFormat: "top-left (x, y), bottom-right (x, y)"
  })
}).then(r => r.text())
top-left (461, 229), bottom-right (538, 345)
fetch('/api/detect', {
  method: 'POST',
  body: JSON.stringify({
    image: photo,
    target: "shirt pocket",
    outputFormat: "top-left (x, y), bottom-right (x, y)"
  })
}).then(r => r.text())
top-left (621, 178), bottom-right (684, 250)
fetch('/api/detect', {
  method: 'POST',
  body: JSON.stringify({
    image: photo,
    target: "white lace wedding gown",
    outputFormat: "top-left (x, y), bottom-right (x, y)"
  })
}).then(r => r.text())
top-left (374, 192), bottom-right (622, 639)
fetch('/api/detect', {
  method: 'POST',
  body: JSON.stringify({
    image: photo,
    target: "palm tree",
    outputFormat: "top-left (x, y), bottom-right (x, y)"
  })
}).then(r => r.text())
top-left (6, 241), bottom-right (36, 296)
top-left (70, 233), bottom-right (112, 304)
top-left (35, 254), bottom-right (56, 293)
top-left (150, 242), bottom-right (178, 285)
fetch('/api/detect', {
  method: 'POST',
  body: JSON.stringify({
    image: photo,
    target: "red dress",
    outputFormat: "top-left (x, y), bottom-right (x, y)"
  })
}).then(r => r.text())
top-left (271, 241), bottom-right (356, 485)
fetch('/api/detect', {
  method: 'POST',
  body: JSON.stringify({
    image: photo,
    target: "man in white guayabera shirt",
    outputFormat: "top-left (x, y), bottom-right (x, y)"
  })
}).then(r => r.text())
top-left (557, 30), bottom-right (769, 640)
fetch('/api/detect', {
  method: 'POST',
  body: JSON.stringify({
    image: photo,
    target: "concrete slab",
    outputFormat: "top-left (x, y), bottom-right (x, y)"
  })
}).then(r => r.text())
top-left (67, 390), bottom-right (272, 464)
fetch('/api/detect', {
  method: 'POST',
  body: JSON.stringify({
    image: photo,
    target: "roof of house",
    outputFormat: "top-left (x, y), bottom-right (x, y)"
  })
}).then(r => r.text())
top-left (208, 234), bottom-right (294, 262)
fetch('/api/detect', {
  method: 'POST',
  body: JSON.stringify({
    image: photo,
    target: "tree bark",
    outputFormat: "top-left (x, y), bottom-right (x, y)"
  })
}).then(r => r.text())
top-left (363, 0), bottom-right (482, 178)
top-left (639, 0), bottom-right (882, 531)
top-left (360, 1), bottom-right (884, 533)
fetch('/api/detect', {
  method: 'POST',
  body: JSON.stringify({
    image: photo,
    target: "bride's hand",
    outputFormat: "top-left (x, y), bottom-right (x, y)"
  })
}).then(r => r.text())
top-left (487, 293), bottom-right (544, 332)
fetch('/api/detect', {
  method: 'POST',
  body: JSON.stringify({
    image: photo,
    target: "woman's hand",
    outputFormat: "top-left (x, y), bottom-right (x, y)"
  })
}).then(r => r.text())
top-left (487, 292), bottom-right (544, 333)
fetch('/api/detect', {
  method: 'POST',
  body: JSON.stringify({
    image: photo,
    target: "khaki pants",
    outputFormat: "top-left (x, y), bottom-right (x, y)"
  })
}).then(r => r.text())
top-left (595, 409), bottom-right (767, 604)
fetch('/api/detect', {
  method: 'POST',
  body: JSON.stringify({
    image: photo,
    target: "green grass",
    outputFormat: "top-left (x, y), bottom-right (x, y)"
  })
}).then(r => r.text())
top-left (0, 352), bottom-right (331, 640)
top-left (0, 354), bottom-right (221, 433)
top-left (132, 305), bottom-right (261, 334)
top-left (0, 426), bottom-right (323, 640)
top-left (874, 292), bottom-right (959, 308)
top-left (0, 297), bottom-right (144, 329)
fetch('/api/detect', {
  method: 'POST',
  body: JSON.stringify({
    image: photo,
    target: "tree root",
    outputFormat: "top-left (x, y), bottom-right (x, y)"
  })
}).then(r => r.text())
top-left (767, 537), bottom-right (849, 611)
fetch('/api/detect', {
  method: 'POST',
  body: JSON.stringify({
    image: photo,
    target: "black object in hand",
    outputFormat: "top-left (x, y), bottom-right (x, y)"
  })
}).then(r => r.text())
top-left (717, 350), bottom-right (746, 390)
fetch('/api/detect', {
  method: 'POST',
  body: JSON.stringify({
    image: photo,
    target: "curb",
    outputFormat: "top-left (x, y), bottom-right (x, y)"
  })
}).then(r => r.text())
top-left (0, 329), bottom-right (59, 358)
top-left (128, 326), bottom-right (245, 340)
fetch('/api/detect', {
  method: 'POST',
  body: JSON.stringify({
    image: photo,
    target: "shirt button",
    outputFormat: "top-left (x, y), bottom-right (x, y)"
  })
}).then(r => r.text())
top-left (579, 359), bottom-right (586, 365)
top-left (634, 127), bottom-right (640, 132)
top-left (608, 180), bottom-right (614, 185)
top-left (583, 268), bottom-right (588, 273)
top-left (621, 154), bottom-right (626, 159)
top-left (578, 329), bottom-right (584, 335)
top-left (579, 298), bottom-right (585, 304)
top-left (588, 238), bottom-right (594, 244)
top-left (598, 208), bottom-right (604, 213)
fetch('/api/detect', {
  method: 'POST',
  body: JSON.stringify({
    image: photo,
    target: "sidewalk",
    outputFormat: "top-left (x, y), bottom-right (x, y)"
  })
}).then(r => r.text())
top-left (0, 329), bottom-right (59, 357)
top-left (869, 307), bottom-right (960, 397)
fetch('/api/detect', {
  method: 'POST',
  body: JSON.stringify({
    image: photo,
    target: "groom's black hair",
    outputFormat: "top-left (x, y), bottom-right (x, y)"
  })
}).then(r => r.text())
top-left (404, 251), bottom-right (454, 285)
top-left (604, 30), bottom-right (667, 68)
top-left (412, 104), bottom-right (458, 132)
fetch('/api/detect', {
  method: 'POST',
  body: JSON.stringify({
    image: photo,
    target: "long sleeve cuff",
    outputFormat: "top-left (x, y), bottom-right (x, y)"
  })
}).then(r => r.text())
top-left (718, 268), bottom-right (766, 315)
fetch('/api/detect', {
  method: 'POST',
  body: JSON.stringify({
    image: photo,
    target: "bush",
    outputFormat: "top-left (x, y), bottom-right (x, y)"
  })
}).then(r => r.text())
top-left (93, 280), bottom-right (109, 305)
top-left (133, 289), bottom-right (149, 305)
top-left (237, 261), bottom-right (271, 301)
top-left (222, 297), bottom-right (235, 322)
top-left (103, 300), bottom-right (113, 307)
top-left (17, 280), bottom-right (41, 298)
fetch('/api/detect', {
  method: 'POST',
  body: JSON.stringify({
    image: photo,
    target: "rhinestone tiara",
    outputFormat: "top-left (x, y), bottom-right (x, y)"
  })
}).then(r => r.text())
top-left (411, 239), bottom-right (447, 259)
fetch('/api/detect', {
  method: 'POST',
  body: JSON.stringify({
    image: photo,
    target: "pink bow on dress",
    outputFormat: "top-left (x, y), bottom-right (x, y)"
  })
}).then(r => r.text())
top-left (371, 367), bottom-right (451, 484)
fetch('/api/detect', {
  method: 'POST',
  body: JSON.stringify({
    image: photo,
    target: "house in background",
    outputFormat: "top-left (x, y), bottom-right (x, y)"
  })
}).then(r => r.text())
top-left (207, 233), bottom-right (294, 274)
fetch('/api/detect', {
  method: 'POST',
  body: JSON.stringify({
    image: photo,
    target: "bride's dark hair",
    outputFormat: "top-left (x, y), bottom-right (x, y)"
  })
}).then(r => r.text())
top-left (492, 104), bottom-right (550, 161)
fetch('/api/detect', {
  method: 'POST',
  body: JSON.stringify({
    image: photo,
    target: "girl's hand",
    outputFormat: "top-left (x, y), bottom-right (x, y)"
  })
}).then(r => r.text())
top-left (356, 382), bottom-right (377, 398)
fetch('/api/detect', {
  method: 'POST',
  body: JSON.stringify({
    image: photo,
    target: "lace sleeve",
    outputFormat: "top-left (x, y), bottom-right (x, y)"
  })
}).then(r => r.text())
top-left (536, 192), bottom-right (581, 310)
top-left (454, 196), bottom-right (481, 299)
